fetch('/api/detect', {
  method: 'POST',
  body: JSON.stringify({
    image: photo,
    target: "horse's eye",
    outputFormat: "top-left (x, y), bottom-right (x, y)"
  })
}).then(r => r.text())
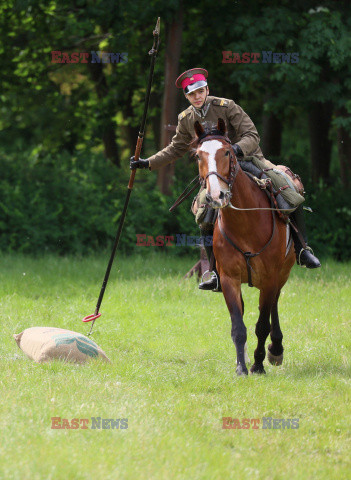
top-left (225, 150), bottom-right (230, 156)
top-left (196, 154), bottom-right (201, 161)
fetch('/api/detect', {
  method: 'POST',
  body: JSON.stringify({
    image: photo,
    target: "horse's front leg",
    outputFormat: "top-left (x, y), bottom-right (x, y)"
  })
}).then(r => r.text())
top-left (221, 274), bottom-right (248, 376)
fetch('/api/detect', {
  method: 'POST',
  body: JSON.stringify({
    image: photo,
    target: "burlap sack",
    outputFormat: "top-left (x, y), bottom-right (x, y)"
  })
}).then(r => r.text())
top-left (13, 327), bottom-right (111, 364)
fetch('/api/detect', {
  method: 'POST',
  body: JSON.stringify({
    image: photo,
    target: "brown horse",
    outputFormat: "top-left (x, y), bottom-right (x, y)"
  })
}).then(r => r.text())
top-left (194, 119), bottom-right (295, 375)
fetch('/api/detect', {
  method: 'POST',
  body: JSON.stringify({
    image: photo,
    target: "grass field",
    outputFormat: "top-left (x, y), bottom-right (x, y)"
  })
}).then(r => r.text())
top-left (0, 252), bottom-right (350, 480)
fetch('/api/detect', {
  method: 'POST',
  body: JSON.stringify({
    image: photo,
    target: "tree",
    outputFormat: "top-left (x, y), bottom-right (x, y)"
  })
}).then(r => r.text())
top-left (157, 6), bottom-right (184, 195)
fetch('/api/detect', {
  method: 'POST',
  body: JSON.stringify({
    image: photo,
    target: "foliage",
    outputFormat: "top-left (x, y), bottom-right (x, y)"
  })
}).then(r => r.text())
top-left (0, 144), bottom-right (349, 259)
top-left (0, 0), bottom-right (350, 257)
top-left (223, 3), bottom-right (351, 117)
top-left (0, 146), bottom-right (199, 255)
top-left (304, 180), bottom-right (351, 261)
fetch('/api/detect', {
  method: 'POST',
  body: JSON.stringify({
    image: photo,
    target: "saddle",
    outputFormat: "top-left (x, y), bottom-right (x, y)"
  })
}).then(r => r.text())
top-left (239, 157), bottom-right (305, 220)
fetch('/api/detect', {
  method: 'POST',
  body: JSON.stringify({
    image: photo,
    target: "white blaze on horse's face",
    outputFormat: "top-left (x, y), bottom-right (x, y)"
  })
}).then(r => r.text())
top-left (199, 140), bottom-right (228, 208)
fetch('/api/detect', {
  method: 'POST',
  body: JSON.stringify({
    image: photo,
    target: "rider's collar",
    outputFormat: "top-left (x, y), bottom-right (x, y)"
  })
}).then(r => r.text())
top-left (192, 98), bottom-right (210, 118)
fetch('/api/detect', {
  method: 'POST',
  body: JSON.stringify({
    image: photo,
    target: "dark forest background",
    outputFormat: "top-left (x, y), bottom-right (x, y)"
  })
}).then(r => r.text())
top-left (0, 0), bottom-right (350, 259)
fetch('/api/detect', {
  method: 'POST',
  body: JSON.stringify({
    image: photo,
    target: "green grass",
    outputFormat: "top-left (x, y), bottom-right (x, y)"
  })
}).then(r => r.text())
top-left (0, 252), bottom-right (350, 480)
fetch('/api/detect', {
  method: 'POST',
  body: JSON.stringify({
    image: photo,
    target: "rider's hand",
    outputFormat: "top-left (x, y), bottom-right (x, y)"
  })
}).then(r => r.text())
top-left (130, 156), bottom-right (150, 170)
top-left (233, 144), bottom-right (244, 158)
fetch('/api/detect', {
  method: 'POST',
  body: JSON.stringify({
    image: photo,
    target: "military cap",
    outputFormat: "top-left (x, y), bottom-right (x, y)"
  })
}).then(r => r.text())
top-left (175, 68), bottom-right (208, 94)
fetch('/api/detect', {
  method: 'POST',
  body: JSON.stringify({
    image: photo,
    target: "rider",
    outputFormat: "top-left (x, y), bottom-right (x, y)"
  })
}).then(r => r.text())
top-left (130, 68), bottom-right (321, 291)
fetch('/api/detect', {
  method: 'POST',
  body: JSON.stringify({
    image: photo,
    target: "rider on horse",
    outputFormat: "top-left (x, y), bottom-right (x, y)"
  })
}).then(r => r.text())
top-left (130, 67), bottom-right (321, 291)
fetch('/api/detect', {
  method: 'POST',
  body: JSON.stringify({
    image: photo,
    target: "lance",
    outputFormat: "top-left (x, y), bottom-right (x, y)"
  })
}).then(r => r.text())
top-left (83, 17), bottom-right (161, 335)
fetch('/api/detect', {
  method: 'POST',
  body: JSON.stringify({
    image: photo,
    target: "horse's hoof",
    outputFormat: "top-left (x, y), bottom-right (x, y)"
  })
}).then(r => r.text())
top-left (250, 363), bottom-right (266, 374)
top-left (267, 349), bottom-right (284, 366)
top-left (236, 364), bottom-right (248, 376)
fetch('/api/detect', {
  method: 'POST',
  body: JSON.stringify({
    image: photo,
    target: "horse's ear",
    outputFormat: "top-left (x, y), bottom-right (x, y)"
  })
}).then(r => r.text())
top-left (217, 118), bottom-right (226, 135)
top-left (194, 121), bottom-right (204, 138)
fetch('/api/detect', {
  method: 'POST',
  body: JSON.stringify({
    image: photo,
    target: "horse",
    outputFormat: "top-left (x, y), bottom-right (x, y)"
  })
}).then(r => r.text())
top-left (193, 118), bottom-right (295, 376)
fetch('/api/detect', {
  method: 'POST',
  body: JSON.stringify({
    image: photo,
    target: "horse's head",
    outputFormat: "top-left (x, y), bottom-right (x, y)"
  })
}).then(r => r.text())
top-left (193, 118), bottom-right (238, 209)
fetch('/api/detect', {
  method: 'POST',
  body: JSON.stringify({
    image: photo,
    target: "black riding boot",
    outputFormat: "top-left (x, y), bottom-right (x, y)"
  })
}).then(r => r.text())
top-left (198, 233), bottom-right (222, 292)
top-left (290, 205), bottom-right (321, 268)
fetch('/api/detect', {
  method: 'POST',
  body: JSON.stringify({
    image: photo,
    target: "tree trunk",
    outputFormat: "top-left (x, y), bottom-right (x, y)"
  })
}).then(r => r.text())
top-left (151, 91), bottom-right (161, 151)
top-left (336, 107), bottom-right (351, 188)
top-left (308, 101), bottom-right (333, 183)
top-left (262, 111), bottom-right (282, 160)
top-left (157, 7), bottom-right (183, 195)
top-left (87, 62), bottom-right (120, 167)
top-left (121, 91), bottom-right (140, 157)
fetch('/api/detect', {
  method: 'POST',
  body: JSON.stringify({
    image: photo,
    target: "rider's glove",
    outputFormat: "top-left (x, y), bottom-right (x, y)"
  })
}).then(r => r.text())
top-left (130, 156), bottom-right (150, 170)
top-left (233, 144), bottom-right (244, 158)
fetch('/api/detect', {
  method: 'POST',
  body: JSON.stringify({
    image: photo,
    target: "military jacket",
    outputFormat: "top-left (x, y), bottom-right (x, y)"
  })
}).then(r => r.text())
top-left (148, 95), bottom-right (265, 170)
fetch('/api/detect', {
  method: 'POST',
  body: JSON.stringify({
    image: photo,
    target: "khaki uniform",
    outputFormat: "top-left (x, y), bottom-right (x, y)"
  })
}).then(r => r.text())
top-left (148, 95), bottom-right (272, 170)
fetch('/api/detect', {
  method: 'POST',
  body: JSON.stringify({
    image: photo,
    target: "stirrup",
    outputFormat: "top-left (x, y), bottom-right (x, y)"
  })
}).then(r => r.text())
top-left (297, 246), bottom-right (321, 269)
top-left (298, 246), bottom-right (313, 267)
top-left (200, 269), bottom-right (219, 291)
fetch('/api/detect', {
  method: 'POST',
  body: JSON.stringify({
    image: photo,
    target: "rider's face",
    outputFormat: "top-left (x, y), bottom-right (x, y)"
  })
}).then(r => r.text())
top-left (185, 86), bottom-right (209, 108)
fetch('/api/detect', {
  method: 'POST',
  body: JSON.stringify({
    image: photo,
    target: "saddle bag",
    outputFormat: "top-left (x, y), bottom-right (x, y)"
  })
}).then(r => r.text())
top-left (239, 156), bottom-right (305, 213)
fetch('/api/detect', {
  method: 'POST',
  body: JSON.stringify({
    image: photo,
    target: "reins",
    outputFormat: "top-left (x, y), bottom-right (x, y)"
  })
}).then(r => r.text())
top-left (228, 202), bottom-right (296, 213)
top-left (169, 175), bottom-right (200, 212)
top-left (169, 133), bottom-right (295, 215)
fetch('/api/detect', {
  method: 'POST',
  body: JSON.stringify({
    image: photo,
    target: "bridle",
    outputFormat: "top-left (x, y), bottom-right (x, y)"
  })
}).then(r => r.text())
top-left (197, 133), bottom-right (240, 207)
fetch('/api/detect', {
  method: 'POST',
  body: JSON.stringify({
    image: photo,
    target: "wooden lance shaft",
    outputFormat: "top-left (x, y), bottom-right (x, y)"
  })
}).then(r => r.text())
top-left (128, 136), bottom-right (143, 189)
top-left (84, 17), bottom-right (160, 335)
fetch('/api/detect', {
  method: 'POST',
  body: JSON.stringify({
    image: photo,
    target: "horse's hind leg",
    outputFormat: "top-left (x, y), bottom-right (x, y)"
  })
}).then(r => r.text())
top-left (250, 289), bottom-right (274, 374)
top-left (241, 294), bottom-right (251, 364)
top-left (267, 290), bottom-right (284, 366)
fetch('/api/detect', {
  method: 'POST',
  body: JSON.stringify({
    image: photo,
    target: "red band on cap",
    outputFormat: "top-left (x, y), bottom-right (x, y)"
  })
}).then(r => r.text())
top-left (181, 73), bottom-right (206, 90)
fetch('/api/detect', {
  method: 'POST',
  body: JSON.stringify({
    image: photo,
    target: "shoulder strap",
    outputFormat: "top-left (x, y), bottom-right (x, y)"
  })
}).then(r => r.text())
top-left (212, 98), bottom-right (230, 107)
top-left (179, 107), bottom-right (192, 120)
